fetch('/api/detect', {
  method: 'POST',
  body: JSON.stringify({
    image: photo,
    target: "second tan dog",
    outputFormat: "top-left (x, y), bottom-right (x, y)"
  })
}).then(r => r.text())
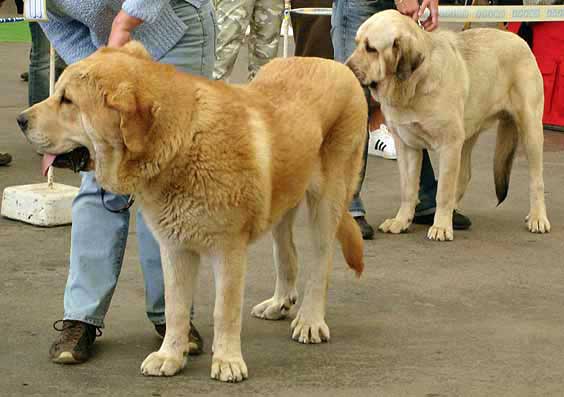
top-left (17, 42), bottom-right (367, 382)
top-left (346, 10), bottom-right (550, 241)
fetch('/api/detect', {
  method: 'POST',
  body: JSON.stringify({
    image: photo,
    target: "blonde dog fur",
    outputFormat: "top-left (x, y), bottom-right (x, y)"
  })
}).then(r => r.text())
top-left (18, 42), bottom-right (367, 382)
top-left (346, 10), bottom-right (550, 241)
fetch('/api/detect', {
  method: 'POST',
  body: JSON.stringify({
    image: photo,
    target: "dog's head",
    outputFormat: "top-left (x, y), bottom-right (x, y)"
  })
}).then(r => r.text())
top-left (17, 41), bottom-right (181, 194)
top-left (345, 10), bottom-right (426, 101)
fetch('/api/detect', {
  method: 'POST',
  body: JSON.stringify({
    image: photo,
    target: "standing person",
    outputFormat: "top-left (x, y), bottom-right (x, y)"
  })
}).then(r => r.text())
top-left (331, 0), bottom-right (471, 233)
top-left (213, 0), bottom-right (284, 81)
top-left (37, 0), bottom-right (215, 364)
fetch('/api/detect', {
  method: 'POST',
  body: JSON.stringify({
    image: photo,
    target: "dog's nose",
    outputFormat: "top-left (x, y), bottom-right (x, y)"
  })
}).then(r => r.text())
top-left (17, 114), bottom-right (28, 132)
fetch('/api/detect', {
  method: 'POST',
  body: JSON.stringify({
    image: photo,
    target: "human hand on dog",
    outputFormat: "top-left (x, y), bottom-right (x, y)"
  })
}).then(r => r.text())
top-left (395, 0), bottom-right (439, 31)
top-left (419, 0), bottom-right (439, 31)
top-left (395, 0), bottom-right (420, 20)
top-left (108, 10), bottom-right (143, 48)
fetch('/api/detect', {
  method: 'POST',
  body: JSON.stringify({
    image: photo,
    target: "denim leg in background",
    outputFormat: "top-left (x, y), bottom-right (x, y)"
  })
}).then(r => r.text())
top-left (63, 0), bottom-right (216, 328)
top-left (28, 22), bottom-right (65, 107)
top-left (137, 0), bottom-right (216, 324)
top-left (331, 0), bottom-right (393, 217)
top-left (64, 173), bottom-right (131, 327)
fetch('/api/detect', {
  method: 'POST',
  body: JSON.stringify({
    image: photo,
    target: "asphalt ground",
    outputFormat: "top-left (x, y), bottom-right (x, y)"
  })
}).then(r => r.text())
top-left (1, 20), bottom-right (564, 397)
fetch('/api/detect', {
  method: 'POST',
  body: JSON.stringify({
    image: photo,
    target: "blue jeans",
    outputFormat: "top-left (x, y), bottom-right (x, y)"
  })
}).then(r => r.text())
top-left (63, 0), bottom-right (216, 328)
top-left (331, 0), bottom-right (437, 216)
top-left (28, 22), bottom-right (65, 106)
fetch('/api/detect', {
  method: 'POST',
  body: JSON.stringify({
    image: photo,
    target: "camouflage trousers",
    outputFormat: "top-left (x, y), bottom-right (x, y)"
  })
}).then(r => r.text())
top-left (213, 0), bottom-right (285, 80)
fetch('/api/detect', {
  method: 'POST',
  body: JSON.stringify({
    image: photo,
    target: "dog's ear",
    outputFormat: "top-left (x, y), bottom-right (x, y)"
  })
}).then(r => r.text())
top-left (120, 41), bottom-right (152, 61)
top-left (394, 36), bottom-right (424, 81)
top-left (105, 82), bottom-right (156, 153)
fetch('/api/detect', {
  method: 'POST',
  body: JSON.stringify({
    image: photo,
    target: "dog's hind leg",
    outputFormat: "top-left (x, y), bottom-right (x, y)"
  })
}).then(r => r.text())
top-left (290, 185), bottom-right (343, 344)
top-left (455, 134), bottom-right (479, 209)
top-left (512, 101), bottom-right (550, 233)
top-left (141, 246), bottom-right (200, 377)
top-left (251, 207), bottom-right (299, 320)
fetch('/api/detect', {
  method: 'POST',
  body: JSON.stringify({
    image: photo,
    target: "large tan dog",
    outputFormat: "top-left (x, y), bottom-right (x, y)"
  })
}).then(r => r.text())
top-left (17, 42), bottom-right (367, 382)
top-left (346, 10), bottom-right (550, 241)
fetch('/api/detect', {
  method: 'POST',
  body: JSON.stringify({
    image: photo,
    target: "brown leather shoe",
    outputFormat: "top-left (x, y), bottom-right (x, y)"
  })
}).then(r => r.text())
top-left (154, 321), bottom-right (204, 356)
top-left (49, 320), bottom-right (100, 364)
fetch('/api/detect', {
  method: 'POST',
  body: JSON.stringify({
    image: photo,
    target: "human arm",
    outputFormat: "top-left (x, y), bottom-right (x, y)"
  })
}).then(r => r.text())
top-left (418, 0), bottom-right (439, 31)
top-left (39, 10), bottom-right (97, 64)
top-left (109, 0), bottom-right (174, 48)
top-left (108, 0), bottom-right (171, 48)
top-left (108, 10), bottom-right (143, 48)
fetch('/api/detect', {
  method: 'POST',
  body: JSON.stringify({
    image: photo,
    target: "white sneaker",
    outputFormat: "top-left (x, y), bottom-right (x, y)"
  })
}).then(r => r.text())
top-left (368, 124), bottom-right (397, 160)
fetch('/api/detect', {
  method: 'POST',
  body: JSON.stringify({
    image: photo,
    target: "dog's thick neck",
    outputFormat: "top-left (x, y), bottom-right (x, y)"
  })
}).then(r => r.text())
top-left (115, 72), bottom-right (210, 193)
top-left (123, 78), bottom-right (223, 199)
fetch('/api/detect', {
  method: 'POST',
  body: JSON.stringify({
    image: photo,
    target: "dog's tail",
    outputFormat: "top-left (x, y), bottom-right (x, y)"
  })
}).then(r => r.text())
top-left (494, 118), bottom-right (519, 206)
top-left (337, 211), bottom-right (364, 277)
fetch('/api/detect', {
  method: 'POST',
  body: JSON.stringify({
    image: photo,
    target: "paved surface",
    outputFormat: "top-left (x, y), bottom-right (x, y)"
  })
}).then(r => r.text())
top-left (1, 35), bottom-right (564, 397)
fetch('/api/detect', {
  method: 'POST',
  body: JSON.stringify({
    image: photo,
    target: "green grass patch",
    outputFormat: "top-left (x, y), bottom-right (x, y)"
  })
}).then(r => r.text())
top-left (0, 21), bottom-right (31, 43)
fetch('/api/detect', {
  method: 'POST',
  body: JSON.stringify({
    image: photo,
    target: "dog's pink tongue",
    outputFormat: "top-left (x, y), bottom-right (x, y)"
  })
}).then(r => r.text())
top-left (42, 154), bottom-right (56, 176)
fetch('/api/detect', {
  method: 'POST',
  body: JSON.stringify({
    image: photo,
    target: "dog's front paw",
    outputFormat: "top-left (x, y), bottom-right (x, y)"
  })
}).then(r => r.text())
top-left (141, 351), bottom-right (186, 377)
top-left (251, 290), bottom-right (298, 320)
top-left (211, 356), bottom-right (248, 383)
top-left (379, 217), bottom-right (410, 234)
top-left (427, 224), bottom-right (453, 241)
top-left (526, 213), bottom-right (551, 233)
top-left (290, 311), bottom-right (330, 344)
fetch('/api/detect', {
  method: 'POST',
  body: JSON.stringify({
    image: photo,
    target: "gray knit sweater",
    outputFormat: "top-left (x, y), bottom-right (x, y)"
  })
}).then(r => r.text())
top-left (41, 0), bottom-right (206, 64)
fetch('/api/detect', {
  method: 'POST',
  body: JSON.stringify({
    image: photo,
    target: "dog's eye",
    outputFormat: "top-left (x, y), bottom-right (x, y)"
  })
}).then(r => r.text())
top-left (61, 95), bottom-right (73, 105)
top-left (365, 43), bottom-right (378, 54)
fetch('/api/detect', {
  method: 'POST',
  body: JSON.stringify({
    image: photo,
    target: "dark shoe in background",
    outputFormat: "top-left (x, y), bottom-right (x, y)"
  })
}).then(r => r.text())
top-left (354, 216), bottom-right (375, 240)
top-left (154, 321), bottom-right (204, 356)
top-left (413, 210), bottom-right (472, 230)
top-left (0, 152), bottom-right (13, 166)
top-left (49, 320), bottom-right (100, 364)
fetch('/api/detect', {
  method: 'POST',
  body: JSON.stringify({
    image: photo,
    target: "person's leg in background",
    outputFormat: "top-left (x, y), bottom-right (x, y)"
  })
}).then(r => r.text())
top-left (213, 0), bottom-right (254, 80)
top-left (247, 0), bottom-right (284, 80)
top-left (290, 0), bottom-right (333, 59)
top-left (28, 22), bottom-right (65, 107)
top-left (138, 0), bottom-right (216, 355)
top-left (50, 172), bottom-right (131, 364)
top-left (13, 0), bottom-right (28, 81)
top-left (14, 0), bottom-right (23, 13)
top-left (332, 0), bottom-right (394, 240)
